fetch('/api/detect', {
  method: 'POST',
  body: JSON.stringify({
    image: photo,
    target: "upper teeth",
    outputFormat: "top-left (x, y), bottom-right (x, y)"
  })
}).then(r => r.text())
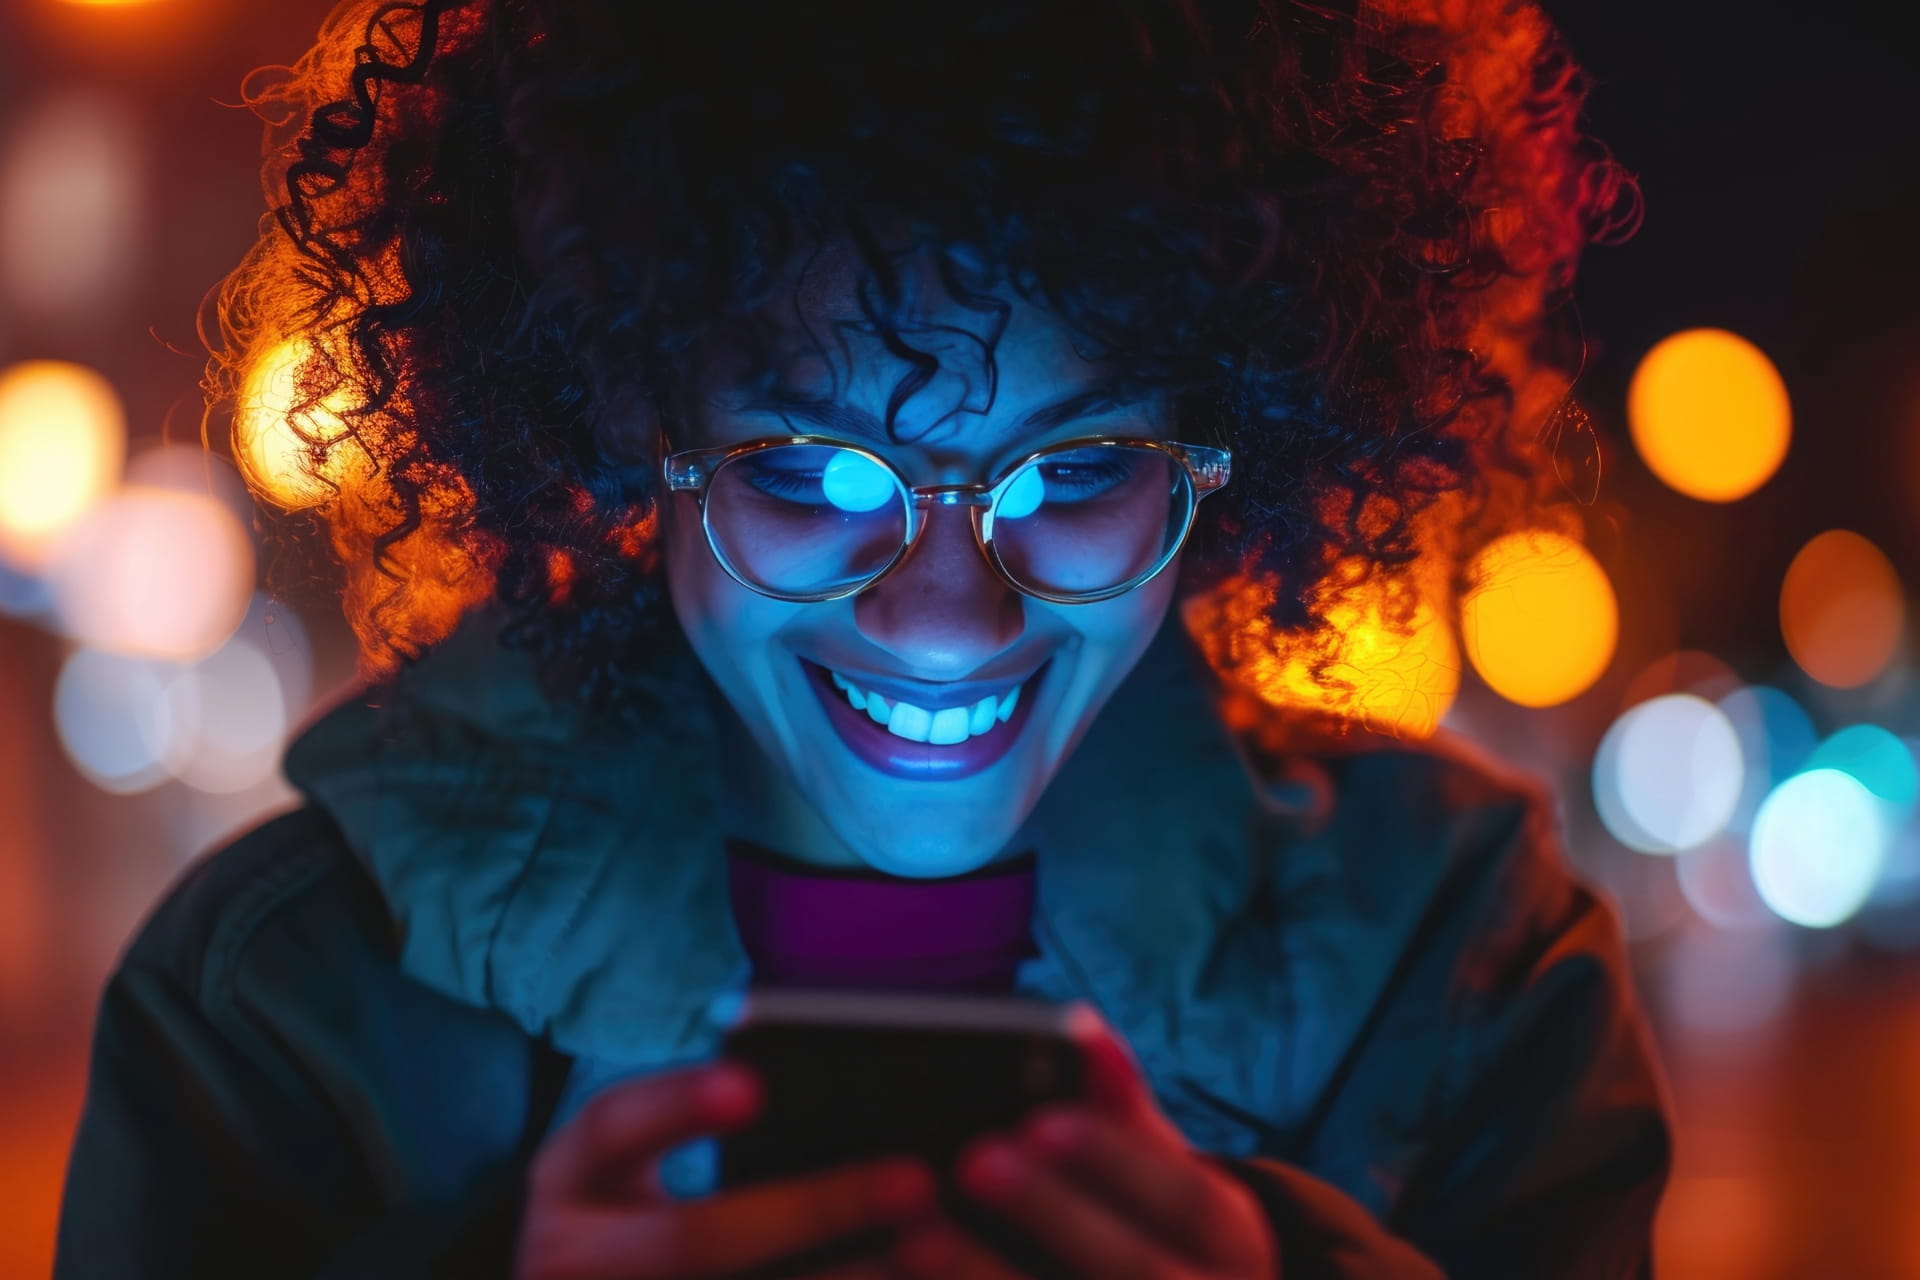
top-left (829, 670), bottom-right (1023, 745)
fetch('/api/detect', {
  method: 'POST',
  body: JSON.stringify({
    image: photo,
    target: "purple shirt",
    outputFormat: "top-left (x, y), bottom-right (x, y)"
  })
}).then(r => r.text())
top-left (725, 841), bottom-right (1038, 992)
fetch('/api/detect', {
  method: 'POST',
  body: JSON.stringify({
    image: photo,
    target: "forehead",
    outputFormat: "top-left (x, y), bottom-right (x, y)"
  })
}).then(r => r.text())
top-left (698, 241), bottom-right (1131, 451)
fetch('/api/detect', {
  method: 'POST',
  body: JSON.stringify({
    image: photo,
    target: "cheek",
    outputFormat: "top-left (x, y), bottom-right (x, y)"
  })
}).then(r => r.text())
top-left (1077, 565), bottom-right (1178, 671)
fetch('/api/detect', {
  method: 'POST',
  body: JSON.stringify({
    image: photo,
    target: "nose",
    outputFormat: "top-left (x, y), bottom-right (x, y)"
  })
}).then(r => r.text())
top-left (853, 502), bottom-right (1024, 674)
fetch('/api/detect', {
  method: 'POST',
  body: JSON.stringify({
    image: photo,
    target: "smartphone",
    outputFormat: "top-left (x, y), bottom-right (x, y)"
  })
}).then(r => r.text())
top-left (714, 987), bottom-right (1087, 1188)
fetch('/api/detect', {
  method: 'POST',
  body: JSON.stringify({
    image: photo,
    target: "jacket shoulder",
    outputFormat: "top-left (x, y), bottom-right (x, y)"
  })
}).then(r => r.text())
top-left (120, 806), bottom-right (398, 1002)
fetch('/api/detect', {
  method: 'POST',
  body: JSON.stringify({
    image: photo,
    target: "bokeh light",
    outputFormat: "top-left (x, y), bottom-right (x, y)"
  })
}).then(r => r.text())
top-left (0, 90), bottom-right (143, 323)
top-left (1676, 837), bottom-right (1776, 932)
top-left (234, 338), bottom-right (362, 512)
top-left (1750, 769), bottom-right (1887, 928)
top-left (1628, 328), bottom-right (1790, 502)
top-left (52, 648), bottom-right (195, 794)
top-left (1462, 529), bottom-right (1617, 708)
top-left (169, 594), bottom-right (312, 795)
top-left (172, 635), bottom-right (287, 794)
top-left (1621, 649), bottom-right (1741, 709)
top-left (1779, 529), bottom-right (1905, 689)
top-left (1594, 694), bottom-right (1744, 854)
top-left (0, 361), bottom-right (126, 564)
top-left (49, 486), bottom-right (254, 661)
top-left (127, 443), bottom-right (255, 529)
top-left (1807, 724), bottom-right (1919, 816)
top-left (1715, 684), bottom-right (1818, 834)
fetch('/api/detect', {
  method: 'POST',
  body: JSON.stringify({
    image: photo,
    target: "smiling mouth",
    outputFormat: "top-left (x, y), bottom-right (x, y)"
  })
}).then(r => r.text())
top-left (802, 658), bottom-right (1047, 782)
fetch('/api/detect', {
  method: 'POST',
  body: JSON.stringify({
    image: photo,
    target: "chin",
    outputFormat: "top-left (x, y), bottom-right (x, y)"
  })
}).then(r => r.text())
top-left (841, 822), bottom-right (1013, 880)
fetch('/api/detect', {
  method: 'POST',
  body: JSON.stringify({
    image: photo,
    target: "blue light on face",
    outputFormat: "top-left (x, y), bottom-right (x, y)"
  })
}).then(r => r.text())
top-left (820, 449), bottom-right (896, 513)
top-left (997, 463), bottom-right (1045, 521)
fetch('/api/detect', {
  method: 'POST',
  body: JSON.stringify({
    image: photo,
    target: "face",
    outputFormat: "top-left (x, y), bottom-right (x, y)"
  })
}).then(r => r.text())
top-left (661, 253), bottom-right (1181, 879)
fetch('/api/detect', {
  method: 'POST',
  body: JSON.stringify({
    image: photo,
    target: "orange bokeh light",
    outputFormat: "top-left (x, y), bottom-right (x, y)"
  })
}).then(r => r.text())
top-left (1462, 530), bottom-right (1617, 708)
top-left (1779, 529), bottom-right (1904, 689)
top-left (1628, 328), bottom-right (1790, 503)
top-left (0, 360), bottom-right (125, 566)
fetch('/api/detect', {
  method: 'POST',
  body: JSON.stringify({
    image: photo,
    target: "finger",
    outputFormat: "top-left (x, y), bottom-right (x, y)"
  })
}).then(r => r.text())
top-left (530, 1063), bottom-right (761, 1204)
top-left (1064, 1005), bottom-right (1156, 1126)
top-left (893, 1217), bottom-right (1028, 1280)
top-left (957, 1137), bottom-right (1177, 1280)
top-left (548, 1156), bottom-right (936, 1278)
top-left (1022, 1107), bottom-right (1231, 1266)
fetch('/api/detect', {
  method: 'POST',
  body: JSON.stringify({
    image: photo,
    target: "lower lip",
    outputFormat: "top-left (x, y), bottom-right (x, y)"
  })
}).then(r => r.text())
top-left (805, 659), bottom-right (1045, 782)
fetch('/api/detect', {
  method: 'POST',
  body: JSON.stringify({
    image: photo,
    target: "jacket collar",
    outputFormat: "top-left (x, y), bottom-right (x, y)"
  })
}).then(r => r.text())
top-left (285, 610), bottom-right (1400, 1153)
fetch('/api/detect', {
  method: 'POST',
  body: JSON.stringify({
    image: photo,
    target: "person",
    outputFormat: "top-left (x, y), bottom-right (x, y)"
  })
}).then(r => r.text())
top-left (55, 1), bottom-right (1669, 1276)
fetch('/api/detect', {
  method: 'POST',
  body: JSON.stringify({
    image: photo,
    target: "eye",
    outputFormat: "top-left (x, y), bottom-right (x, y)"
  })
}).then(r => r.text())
top-left (996, 449), bottom-right (1140, 519)
top-left (738, 446), bottom-right (896, 512)
top-left (1036, 454), bottom-right (1134, 497)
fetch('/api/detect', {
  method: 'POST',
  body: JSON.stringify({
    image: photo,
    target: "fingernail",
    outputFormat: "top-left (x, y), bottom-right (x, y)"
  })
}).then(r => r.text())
top-left (964, 1140), bottom-right (1027, 1196)
top-left (1025, 1109), bottom-right (1084, 1154)
top-left (700, 1064), bottom-right (757, 1116)
top-left (869, 1161), bottom-right (936, 1216)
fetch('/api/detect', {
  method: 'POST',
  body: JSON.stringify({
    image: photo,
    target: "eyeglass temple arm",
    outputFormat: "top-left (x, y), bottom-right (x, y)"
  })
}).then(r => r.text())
top-left (1169, 444), bottom-right (1232, 495)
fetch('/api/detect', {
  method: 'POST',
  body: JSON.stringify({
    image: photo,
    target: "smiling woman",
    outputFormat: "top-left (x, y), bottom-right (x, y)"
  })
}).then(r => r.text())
top-left (57, 3), bottom-right (1669, 1278)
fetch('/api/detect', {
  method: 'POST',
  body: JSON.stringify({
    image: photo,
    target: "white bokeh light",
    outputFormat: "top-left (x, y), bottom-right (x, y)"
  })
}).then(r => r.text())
top-left (1594, 694), bottom-right (1744, 854)
top-left (1715, 684), bottom-right (1817, 835)
top-left (53, 648), bottom-right (197, 794)
top-left (1749, 769), bottom-right (1887, 928)
top-left (49, 485), bottom-right (254, 660)
top-left (172, 637), bottom-right (287, 794)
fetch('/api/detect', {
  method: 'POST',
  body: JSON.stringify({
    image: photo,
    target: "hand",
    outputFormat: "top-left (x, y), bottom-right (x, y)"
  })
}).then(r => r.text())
top-left (893, 1008), bottom-right (1279, 1279)
top-left (516, 1059), bottom-right (939, 1279)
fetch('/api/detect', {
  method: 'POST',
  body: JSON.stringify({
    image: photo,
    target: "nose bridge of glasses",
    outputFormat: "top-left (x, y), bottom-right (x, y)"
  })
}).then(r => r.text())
top-left (914, 484), bottom-right (995, 509)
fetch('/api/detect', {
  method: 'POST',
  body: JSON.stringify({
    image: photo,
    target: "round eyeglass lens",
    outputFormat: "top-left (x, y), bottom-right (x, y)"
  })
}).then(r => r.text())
top-left (989, 444), bottom-right (1190, 598)
top-left (705, 444), bottom-right (909, 597)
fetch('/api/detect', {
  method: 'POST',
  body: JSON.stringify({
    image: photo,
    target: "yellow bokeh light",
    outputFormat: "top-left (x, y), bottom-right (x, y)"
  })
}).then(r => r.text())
top-left (1184, 567), bottom-right (1460, 740)
top-left (1462, 530), bottom-right (1618, 708)
top-left (0, 360), bottom-right (125, 564)
top-left (1628, 328), bottom-right (1790, 502)
top-left (234, 338), bottom-right (363, 511)
top-left (1779, 529), bottom-right (1903, 689)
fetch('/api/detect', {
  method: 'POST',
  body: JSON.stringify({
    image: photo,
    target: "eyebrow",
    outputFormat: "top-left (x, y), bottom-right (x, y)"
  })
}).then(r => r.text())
top-left (736, 385), bottom-right (1148, 440)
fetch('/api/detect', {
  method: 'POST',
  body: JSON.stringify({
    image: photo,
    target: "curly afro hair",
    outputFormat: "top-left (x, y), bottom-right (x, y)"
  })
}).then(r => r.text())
top-left (209, 0), bottom-right (1636, 727)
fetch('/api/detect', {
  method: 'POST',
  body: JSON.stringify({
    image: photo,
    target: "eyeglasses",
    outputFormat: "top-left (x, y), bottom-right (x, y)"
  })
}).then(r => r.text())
top-left (662, 435), bottom-right (1231, 604)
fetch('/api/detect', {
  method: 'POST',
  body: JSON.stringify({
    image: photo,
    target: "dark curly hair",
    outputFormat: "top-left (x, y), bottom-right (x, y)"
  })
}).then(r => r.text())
top-left (209, 0), bottom-right (1636, 729)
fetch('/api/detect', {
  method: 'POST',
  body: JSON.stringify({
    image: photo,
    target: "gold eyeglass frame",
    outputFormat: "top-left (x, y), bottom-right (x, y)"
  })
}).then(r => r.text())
top-left (662, 434), bottom-right (1232, 605)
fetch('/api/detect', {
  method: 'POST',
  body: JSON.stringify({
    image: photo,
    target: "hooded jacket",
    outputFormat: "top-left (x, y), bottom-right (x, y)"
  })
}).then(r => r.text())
top-left (55, 612), bottom-right (1670, 1278)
